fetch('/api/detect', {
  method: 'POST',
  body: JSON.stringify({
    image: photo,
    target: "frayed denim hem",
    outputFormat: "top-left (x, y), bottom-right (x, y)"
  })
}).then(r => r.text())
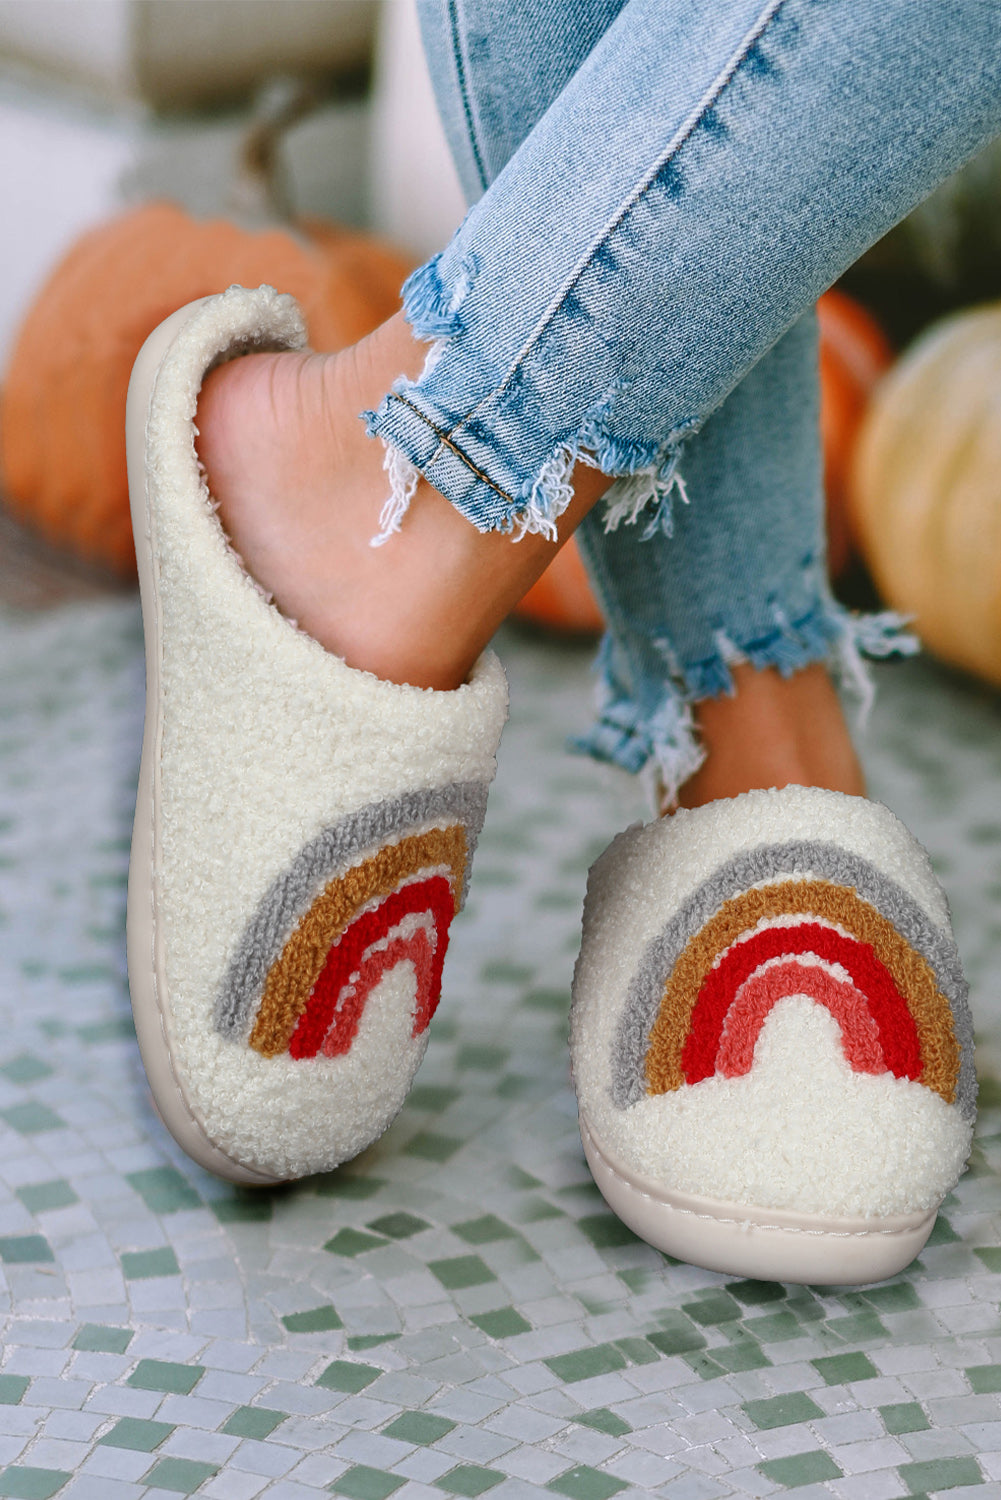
top-left (363, 253), bottom-right (698, 544)
top-left (573, 601), bottom-right (918, 807)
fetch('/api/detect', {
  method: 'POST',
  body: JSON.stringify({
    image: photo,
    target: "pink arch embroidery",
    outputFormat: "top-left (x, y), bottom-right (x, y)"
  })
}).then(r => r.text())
top-left (682, 922), bottom-right (921, 1084)
top-left (715, 958), bottom-right (886, 1078)
top-left (288, 875), bottom-right (455, 1060)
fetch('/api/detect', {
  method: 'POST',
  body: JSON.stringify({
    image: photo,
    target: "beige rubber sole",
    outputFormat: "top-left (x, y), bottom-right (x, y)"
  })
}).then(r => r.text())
top-left (579, 1115), bottom-right (937, 1285)
top-left (125, 300), bottom-right (283, 1186)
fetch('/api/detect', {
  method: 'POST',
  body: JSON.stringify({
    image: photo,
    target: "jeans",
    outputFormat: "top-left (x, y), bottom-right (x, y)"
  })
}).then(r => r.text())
top-left (367, 0), bottom-right (1001, 798)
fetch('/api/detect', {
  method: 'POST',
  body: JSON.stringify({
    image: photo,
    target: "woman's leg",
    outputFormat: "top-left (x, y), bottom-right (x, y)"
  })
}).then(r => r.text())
top-left (415, 0), bottom-right (875, 804)
top-left (199, 0), bottom-right (1001, 697)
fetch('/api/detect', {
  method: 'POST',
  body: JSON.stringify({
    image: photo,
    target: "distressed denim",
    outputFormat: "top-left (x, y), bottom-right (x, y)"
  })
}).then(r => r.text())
top-left (367, 0), bottom-right (1001, 795)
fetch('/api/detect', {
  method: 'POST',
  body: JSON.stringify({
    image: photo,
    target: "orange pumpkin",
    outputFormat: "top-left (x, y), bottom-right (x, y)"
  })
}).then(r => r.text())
top-left (0, 202), bottom-right (410, 574)
top-left (515, 289), bottom-right (893, 633)
top-left (817, 287), bottom-right (894, 576)
top-left (850, 302), bottom-right (1001, 686)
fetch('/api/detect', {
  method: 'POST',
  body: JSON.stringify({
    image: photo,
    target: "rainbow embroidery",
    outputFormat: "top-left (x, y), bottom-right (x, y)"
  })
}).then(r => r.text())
top-left (612, 841), bottom-right (975, 1118)
top-left (214, 782), bottom-right (488, 1059)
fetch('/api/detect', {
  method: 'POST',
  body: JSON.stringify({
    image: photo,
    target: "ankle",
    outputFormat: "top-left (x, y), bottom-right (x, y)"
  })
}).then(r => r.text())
top-left (671, 662), bottom-right (865, 813)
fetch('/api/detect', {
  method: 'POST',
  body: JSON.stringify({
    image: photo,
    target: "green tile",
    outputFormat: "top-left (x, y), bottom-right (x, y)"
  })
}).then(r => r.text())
top-left (547, 1467), bottom-right (628, 1500)
top-left (127, 1360), bottom-right (204, 1395)
top-left (0, 1236), bottom-right (53, 1264)
top-left (683, 1292), bottom-right (742, 1326)
top-left (613, 1337), bottom-right (659, 1366)
top-left (126, 1167), bottom-right (201, 1214)
top-left (316, 1361), bottom-right (381, 1393)
top-left (16, 1181), bottom-right (77, 1214)
top-left (0, 1054), bottom-right (53, 1084)
top-left (457, 1045), bottom-right (508, 1069)
top-left (221, 1406), bottom-right (286, 1439)
top-left (522, 987), bottom-right (568, 1011)
top-left (73, 1325), bottom-right (132, 1354)
top-left (880, 1402), bottom-right (930, 1435)
top-left (0, 1376), bottom-right (30, 1405)
top-left (545, 1344), bottom-right (627, 1383)
top-left (428, 1255), bottom-right (496, 1290)
top-left (617, 1269), bottom-right (651, 1293)
top-left (141, 1458), bottom-right (218, 1493)
top-left (452, 1214), bottom-right (515, 1244)
top-left (646, 1312), bottom-right (706, 1356)
top-left (324, 1228), bottom-right (388, 1258)
top-left (495, 1074), bottom-right (534, 1099)
top-left (784, 1291), bottom-right (824, 1322)
top-left (899, 1458), bottom-right (984, 1493)
top-left (76, 1016), bottom-right (135, 1045)
top-left (516, 1197), bottom-right (563, 1223)
top-left (383, 1412), bottom-right (457, 1445)
top-left (282, 1305), bottom-right (344, 1333)
top-left (575, 1409), bottom-right (631, 1438)
top-left (575, 1214), bottom-right (638, 1249)
top-left (925, 1214), bottom-right (960, 1246)
top-left (0, 1469), bottom-right (71, 1499)
top-left (366, 1212), bottom-right (429, 1240)
top-left (726, 1279), bottom-right (787, 1305)
top-left (59, 964), bottom-right (118, 986)
top-left (332, 1467), bottom-right (404, 1500)
top-left (864, 1282), bottom-right (921, 1312)
top-left (481, 961), bottom-right (534, 984)
top-left (404, 1132), bottom-right (463, 1162)
top-left (742, 1312), bottom-right (802, 1344)
top-left (758, 1451), bottom-right (842, 1488)
top-left (210, 1194), bottom-right (273, 1222)
top-left (315, 1174), bottom-right (388, 1199)
top-left (348, 1334), bottom-right (401, 1351)
top-left (824, 1312), bottom-right (887, 1342)
top-left (811, 1352), bottom-right (878, 1385)
top-left (743, 1394), bottom-right (825, 1430)
top-left (682, 1351), bottom-right (725, 1381)
top-left (712, 1343), bottom-right (772, 1373)
top-left (0, 1103), bottom-right (64, 1134)
top-left (434, 1466), bottom-right (505, 1496)
top-left (99, 1418), bottom-right (174, 1452)
top-left (967, 1364), bottom-right (1001, 1394)
top-left (471, 1308), bottom-right (531, 1338)
top-left (408, 1084), bottom-right (461, 1112)
top-left (121, 1248), bottom-right (179, 1279)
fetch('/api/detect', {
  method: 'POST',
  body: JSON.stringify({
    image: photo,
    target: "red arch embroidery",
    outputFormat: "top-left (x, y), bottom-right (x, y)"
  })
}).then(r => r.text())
top-left (716, 959), bottom-right (886, 1077)
top-left (681, 922), bottom-right (922, 1084)
top-left (288, 875), bottom-right (455, 1060)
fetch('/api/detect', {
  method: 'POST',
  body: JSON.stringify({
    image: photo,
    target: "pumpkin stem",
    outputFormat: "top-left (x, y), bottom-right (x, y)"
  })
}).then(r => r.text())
top-left (228, 77), bottom-right (318, 228)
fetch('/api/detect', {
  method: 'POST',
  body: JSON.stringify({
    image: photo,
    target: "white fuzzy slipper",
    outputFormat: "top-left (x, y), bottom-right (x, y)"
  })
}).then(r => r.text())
top-left (125, 285), bottom-right (508, 1184)
top-left (571, 786), bottom-right (975, 1284)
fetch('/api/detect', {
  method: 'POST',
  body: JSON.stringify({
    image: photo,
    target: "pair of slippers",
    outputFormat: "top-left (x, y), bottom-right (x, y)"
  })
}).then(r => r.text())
top-left (125, 286), bottom-right (975, 1285)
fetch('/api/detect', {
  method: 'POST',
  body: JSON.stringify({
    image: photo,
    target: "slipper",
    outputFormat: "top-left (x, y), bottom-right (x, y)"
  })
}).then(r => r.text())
top-left (125, 285), bottom-right (508, 1184)
top-left (571, 786), bottom-right (975, 1284)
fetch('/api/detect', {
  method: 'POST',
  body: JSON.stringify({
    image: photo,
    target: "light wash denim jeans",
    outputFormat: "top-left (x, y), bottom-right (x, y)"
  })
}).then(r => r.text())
top-left (367, 0), bottom-right (1001, 798)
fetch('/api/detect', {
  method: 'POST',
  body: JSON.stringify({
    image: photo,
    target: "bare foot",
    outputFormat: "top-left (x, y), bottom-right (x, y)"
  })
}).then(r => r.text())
top-left (195, 312), bottom-right (609, 690)
top-left (668, 661), bottom-right (865, 812)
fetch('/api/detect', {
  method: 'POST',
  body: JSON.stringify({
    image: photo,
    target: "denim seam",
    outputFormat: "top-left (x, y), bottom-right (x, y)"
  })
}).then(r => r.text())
top-left (447, 0), bottom-right (490, 196)
top-left (386, 390), bottom-right (516, 504)
top-left (448, 0), bottom-right (791, 443)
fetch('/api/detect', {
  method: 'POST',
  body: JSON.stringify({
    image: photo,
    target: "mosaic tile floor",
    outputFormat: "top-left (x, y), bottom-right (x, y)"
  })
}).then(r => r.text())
top-left (2, 595), bottom-right (1000, 1500)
